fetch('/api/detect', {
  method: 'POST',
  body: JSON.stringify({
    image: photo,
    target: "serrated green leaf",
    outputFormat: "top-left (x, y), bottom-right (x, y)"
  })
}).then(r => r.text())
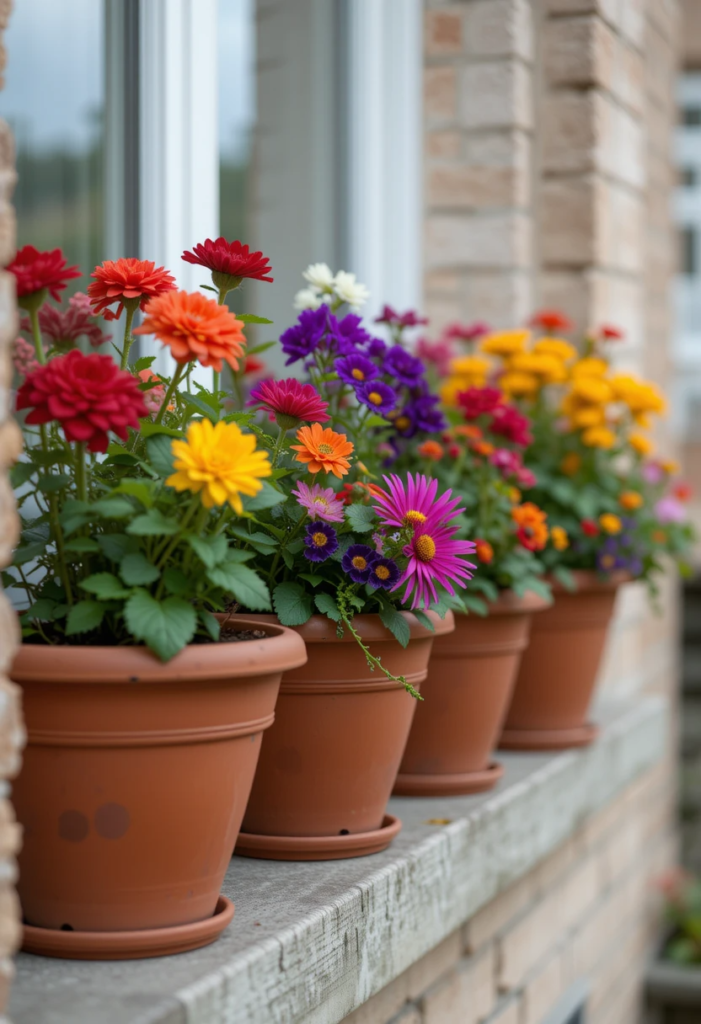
top-left (230, 527), bottom-right (278, 552)
top-left (163, 566), bottom-right (190, 596)
top-left (12, 540), bottom-right (46, 565)
top-left (460, 594), bottom-right (489, 616)
top-left (21, 599), bottom-right (57, 622)
top-left (299, 573), bottom-right (323, 587)
top-left (114, 479), bottom-right (154, 508)
top-left (120, 552), bottom-right (160, 586)
top-left (412, 609), bottom-right (435, 632)
top-left (187, 533), bottom-right (228, 568)
top-left (10, 462), bottom-right (36, 486)
top-left (552, 565), bottom-right (576, 592)
top-left (127, 509), bottom-right (179, 536)
top-left (63, 537), bottom-right (100, 553)
top-left (133, 355), bottom-right (157, 373)
top-left (273, 581), bottom-right (313, 626)
top-left (243, 481), bottom-right (285, 511)
top-left (345, 503), bottom-right (377, 533)
top-left (379, 604), bottom-right (410, 648)
top-left (207, 562), bottom-right (271, 610)
top-left (146, 433), bottom-right (176, 476)
top-left (314, 592), bottom-right (342, 622)
top-left (37, 472), bottom-right (71, 493)
top-left (139, 421), bottom-right (183, 439)
top-left (80, 572), bottom-right (133, 599)
top-left (123, 591), bottom-right (196, 661)
top-left (65, 600), bottom-right (106, 635)
top-left (97, 533), bottom-right (139, 562)
top-left (198, 608), bottom-right (220, 641)
top-left (91, 497), bottom-right (135, 519)
top-left (183, 393), bottom-right (219, 423)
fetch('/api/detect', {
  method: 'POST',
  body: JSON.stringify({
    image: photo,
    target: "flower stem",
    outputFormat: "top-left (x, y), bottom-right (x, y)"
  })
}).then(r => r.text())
top-left (120, 305), bottom-right (136, 370)
top-left (271, 425), bottom-right (288, 469)
top-left (28, 306), bottom-right (46, 365)
top-left (39, 424), bottom-right (72, 606)
top-left (74, 442), bottom-right (88, 503)
top-left (155, 363), bottom-right (185, 425)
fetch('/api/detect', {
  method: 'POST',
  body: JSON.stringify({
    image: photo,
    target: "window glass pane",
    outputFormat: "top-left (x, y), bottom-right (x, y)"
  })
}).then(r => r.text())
top-left (682, 225), bottom-right (697, 276)
top-left (2, 0), bottom-right (104, 293)
top-left (682, 106), bottom-right (701, 126)
top-left (219, 0), bottom-right (256, 244)
top-left (682, 166), bottom-right (698, 187)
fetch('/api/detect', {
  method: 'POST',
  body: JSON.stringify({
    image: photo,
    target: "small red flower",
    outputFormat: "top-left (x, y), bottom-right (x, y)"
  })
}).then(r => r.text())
top-left (16, 349), bottom-right (148, 452)
top-left (475, 539), bottom-right (494, 564)
top-left (247, 378), bottom-right (330, 430)
top-left (490, 404), bottom-right (533, 447)
top-left (88, 258), bottom-right (176, 321)
top-left (243, 356), bottom-right (267, 376)
top-left (447, 443), bottom-right (461, 459)
top-left (581, 518), bottom-right (600, 537)
top-left (22, 296), bottom-right (111, 351)
top-left (529, 309), bottom-right (573, 333)
top-left (457, 386), bottom-right (502, 420)
top-left (600, 324), bottom-right (625, 340)
top-left (8, 245), bottom-right (80, 302)
top-left (673, 482), bottom-right (693, 502)
top-left (182, 237), bottom-right (273, 287)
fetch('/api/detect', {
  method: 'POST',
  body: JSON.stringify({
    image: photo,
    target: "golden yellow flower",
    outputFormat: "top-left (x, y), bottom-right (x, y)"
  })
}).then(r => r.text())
top-left (509, 486), bottom-right (522, 504)
top-left (480, 330), bottom-right (530, 358)
top-left (167, 419), bottom-right (271, 512)
top-left (560, 452), bottom-right (581, 476)
top-left (500, 371), bottom-right (539, 396)
top-left (449, 355), bottom-right (491, 379)
top-left (599, 513), bottom-right (622, 535)
top-left (619, 490), bottom-right (643, 510)
top-left (533, 337), bottom-right (577, 362)
top-left (551, 525), bottom-right (569, 550)
top-left (510, 352), bottom-right (567, 383)
top-left (661, 459), bottom-right (680, 475)
top-left (609, 375), bottom-right (666, 415)
top-left (629, 431), bottom-right (653, 456)
top-left (572, 406), bottom-right (606, 429)
top-left (570, 376), bottom-right (613, 405)
top-left (571, 357), bottom-right (608, 379)
top-left (582, 425), bottom-right (616, 449)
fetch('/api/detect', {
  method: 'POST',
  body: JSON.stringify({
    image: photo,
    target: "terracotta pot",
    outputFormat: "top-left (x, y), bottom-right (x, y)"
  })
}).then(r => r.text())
top-left (499, 571), bottom-right (628, 750)
top-left (394, 591), bottom-right (549, 796)
top-left (234, 611), bottom-right (454, 860)
top-left (11, 620), bottom-right (306, 959)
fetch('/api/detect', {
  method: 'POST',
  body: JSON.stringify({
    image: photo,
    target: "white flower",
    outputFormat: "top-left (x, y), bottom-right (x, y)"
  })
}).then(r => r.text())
top-left (333, 270), bottom-right (370, 311)
top-left (293, 287), bottom-right (323, 311)
top-left (303, 262), bottom-right (335, 291)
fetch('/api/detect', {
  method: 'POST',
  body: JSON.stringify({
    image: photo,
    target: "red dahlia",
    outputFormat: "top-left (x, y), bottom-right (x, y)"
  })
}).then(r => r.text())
top-left (182, 237), bottom-right (273, 293)
top-left (88, 258), bottom-right (176, 321)
top-left (529, 309), bottom-right (573, 333)
top-left (8, 245), bottom-right (80, 304)
top-left (22, 298), bottom-right (111, 352)
top-left (247, 378), bottom-right (330, 430)
top-left (16, 349), bottom-right (148, 452)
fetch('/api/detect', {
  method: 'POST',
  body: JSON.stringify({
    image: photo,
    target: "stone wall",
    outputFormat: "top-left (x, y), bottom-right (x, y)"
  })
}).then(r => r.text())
top-left (0, 0), bottom-right (24, 1014)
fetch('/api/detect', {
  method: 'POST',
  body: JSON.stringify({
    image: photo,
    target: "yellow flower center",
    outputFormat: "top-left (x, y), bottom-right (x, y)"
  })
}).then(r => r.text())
top-left (415, 535), bottom-right (436, 562)
top-left (404, 510), bottom-right (427, 526)
top-left (312, 532), bottom-right (328, 547)
top-left (374, 564), bottom-right (391, 580)
top-left (368, 391), bottom-right (383, 405)
top-left (352, 556), bottom-right (368, 570)
top-left (312, 497), bottom-right (329, 508)
top-left (601, 554), bottom-right (615, 569)
top-left (317, 443), bottom-right (334, 455)
top-left (395, 416), bottom-right (411, 431)
top-left (351, 368), bottom-right (365, 381)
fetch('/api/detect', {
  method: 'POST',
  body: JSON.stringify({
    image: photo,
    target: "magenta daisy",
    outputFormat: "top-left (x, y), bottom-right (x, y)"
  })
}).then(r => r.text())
top-left (247, 378), bottom-right (330, 430)
top-left (291, 481), bottom-right (345, 523)
top-left (372, 473), bottom-right (463, 532)
top-left (398, 524), bottom-right (476, 609)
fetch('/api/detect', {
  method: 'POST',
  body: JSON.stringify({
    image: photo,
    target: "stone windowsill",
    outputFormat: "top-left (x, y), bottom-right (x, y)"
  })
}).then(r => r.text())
top-left (9, 697), bottom-right (667, 1024)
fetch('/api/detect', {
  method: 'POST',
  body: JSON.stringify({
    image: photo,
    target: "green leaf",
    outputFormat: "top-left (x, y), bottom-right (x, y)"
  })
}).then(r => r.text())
top-left (97, 533), bottom-right (140, 562)
top-left (273, 581), bottom-right (313, 626)
top-left (187, 534), bottom-right (228, 568)
top-left (412, 609), bottom-right (435, 632)
top-left (37, 472), bottom-right (71, 493)
top-left (91, 497), bottom-right (135, 519)
top-left (345, 504), bottom-right (377, 533)
top-left (59, 499), bottom-right (90, 535)
top-left (146, 434), bottom-right (176, 476)
top-left (379, 604), bottom-right (410, 648)
top-left (139, 421), bottom-right (183, 439)
top-left (65, 600), bottom-right (105, 635)
top-left (230, 527), bottom-right (278, 552)
top-left (182, 393), bottom-right (219, 423)
top-left (80, 573), bottom-right (133, 600)
top-left (127, 509), bottom-right (179, 536)
top-left (133, 355), bottom-right (156, 373)
top-left (114, 479), bottom-right (154, 508)
top-left (163, 566), bottom-right (190, 596)
top-left (363, 414), bottom-right (390, 428)
top-left (246, 340), bottom-right (277, 355)
top-left (63, 537), bottom-right (100, 553)
top-left (207, 562), bottom-right (272, 611)
top-left (551, 565), bottom-right (576, 592)
top-left (460, 594), bottom-right (489, 616)
top-left (120, 552), bottom-right (160, 586)
top-left (10, 462), bottom-right (36, 487)
top-left (123, 591), bottom-right (197, 661)
top-left (515, 577), bottom-right (552, 602)
top-left (21, 599), bottom-right (57, 622)
top-left (299, 572), bottom-right (324, 587)
top-left (237, 314), bottom-right (274, 324)
top-left (198, 608), bottom-right (220, 641)
top-left (243, 481), bottom-right (285, 512)
top-left (314, 592), bottom-right (342, 622)
top-left (12, 541), bottom-right (46, 565)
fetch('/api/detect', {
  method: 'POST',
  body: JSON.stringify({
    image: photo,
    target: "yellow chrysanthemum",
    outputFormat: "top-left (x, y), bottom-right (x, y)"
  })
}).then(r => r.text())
top-left (449, 355), bottom-right (491, 379)
top-left (599, 513), bottom-right (622, 535)
top-left (629, 431), bottom-right (653, 455)
top-left (167, 419), bottom-right (271, 512)
top-left (480, 330), bottom-right (530, 357)
top-left (571, 406), bottom-right (606, 429)
top-left (551, 525), bottom-right (569, 550)
top-left (619, 491), bottom-right (643, 510)
top-left (571, 357), bottom-right (608, 379)
top-left (582, 426), bottom-right (616, 449)
top-left (570, 376), bottom-right (613, 405)
top-left (500, 371), bottom-right (539, 396)
top-left (560, 452), bottom-right (581, 476)
top-left (609, 375), bottom-right (666, 415)
top-left (533, 337), bottom-right (577, 362)
top-left (510, 352), bottom-right (567, 383)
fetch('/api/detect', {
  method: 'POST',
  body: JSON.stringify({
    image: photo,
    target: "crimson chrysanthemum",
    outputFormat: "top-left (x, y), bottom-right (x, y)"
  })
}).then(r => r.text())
top-left (88, 258), bottom-right (176, 321)
top-left (182, 237), bottom-right (273, 293)
top-left (247, 378), bottom-right (330, 430)
top-left (16, 349), bottom-right (147, 452)
top-left (133, 290), bottom-right (246, 373)
top-left (8, 245), bottom-right (80, 303)
top-left (398, 523), bottom-right (476, 609)
top-left (372, 473), bottom-right (463, 532)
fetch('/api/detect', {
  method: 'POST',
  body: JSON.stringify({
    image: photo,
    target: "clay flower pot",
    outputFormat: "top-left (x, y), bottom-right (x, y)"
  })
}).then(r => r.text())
top-left (500, 571), bottom-right (628, 750)
top-left (11, 619), bottom-right (306, 960)
top-left (234, 610), bottom-right (454, 860)
top-left (394, 590), bottom-right (549, 796)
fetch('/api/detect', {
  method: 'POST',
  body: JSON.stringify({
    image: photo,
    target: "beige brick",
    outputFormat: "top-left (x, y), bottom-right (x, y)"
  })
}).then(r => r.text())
top-left (421, 946), bottom-right (496, 1024)
top-left (557, 856), bottom-right (602, 933)
top-left (407, 930), bottom-right (462, 999)
top-left (426, 212), bottom-right (531, 269)
top-left (425, 66), bottom-right (457, 122)
top-left (541, 92), bottom-right (600, 175)
top-left (545, 0), bottom-right (620, 24)
top-left (618, 0), bottom-right (646, 48)
top-left (610, 37), bottom-right (645, 114)
top-left (463, 0), bottom-right (533, 62)
top-left (520, 948), bottom-right (567, 1024)
top-left (342, 973), bottom-right (409, 1024)
top-left (461, 270), bottom-right (533, 328)
top-left (497, 892), bottom-right (561, 991)
top-left (425, 9), bottom-right (463, 56)
top-left (460, 61), bottom-right (533, 131)
top-left (539, 176), bottom-right (600, 267)
top-left (428, 165), bottom-right (521, 210)
top-left (0, 477), bottom-right (18, 567)
top-left (427, 130), bottom-right (461, 160)
top-left (0, 679), bottom-right (23, 781)
top-left (543, 15), bottom-right (615, 88)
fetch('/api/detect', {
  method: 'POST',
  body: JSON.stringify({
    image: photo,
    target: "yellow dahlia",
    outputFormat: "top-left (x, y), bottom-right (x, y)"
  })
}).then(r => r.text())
top-left (167, 419), bottom-right (271, 512)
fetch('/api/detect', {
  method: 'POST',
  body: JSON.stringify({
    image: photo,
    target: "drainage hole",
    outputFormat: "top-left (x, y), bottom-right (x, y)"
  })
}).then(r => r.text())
top-left (339, 829), bottom-right (349, 835)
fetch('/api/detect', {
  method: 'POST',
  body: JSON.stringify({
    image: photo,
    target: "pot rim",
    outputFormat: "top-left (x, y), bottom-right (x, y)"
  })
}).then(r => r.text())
top-left (547, 569), bottom-right (631, 594)
top-left (10, 617), bottom-right (308, 684)
top-left (238, 609), bottom-right (455, 643)
top-left (480, 589), bottom-right (552, 616)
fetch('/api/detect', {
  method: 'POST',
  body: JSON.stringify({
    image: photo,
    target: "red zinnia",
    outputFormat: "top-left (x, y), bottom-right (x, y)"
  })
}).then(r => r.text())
top-left (247, 378), bottom-right (330, 430)
top-left (182, 237), bottom-right (274, 289)
top-left (16, 349), bottom-right (147, 452)
top-left (457, 386), bottom-right (502, 420)
top-left (529, 309), bottom-right (573, 333)
top-left (581, 518), bottom-right (600, 537)
top-left (600, 324), bottom-right (625, 340)
top-left (88, 258), bottom-right (176, 321)
top-left (490, 403), bottom-right (533, 447)
top-left (8, 245), bottom-right (80, 303)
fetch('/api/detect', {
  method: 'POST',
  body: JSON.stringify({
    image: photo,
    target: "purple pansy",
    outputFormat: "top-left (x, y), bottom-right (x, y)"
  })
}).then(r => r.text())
top-left (303, 521), bottom-right (339, 562)
top-left (392, 394), bottom-right (446, 437)
top-left (384, 345), bottom-right (426, 386)
top-left (357, 380), bottom-right (397, 416)
top-left (335, 352), bottom-right (379, 386)
top-left (280, 307), bottom-right (336, 365)
top-left (341, 544), bottom-right (376, 583)
top-left (366, 556), bottom-right (401, 590)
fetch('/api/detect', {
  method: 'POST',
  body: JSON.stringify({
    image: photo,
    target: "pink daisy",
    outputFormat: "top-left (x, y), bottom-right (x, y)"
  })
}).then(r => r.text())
top-left (247, 378), bottom-right (330, 430)
top-left (398, 523), bottom-right (476, 609)
top-left (372, 473), bottom-right (463, 532)
top-left (291, 481), bottom-right (345, 523)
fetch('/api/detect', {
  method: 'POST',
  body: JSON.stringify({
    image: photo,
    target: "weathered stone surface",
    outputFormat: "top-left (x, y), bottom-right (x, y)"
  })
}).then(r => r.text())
top-left (459, 61), bottom-right (533, 131)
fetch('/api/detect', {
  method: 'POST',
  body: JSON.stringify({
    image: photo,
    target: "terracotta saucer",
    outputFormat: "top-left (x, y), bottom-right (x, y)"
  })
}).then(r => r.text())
top-left (498, 721), bottom-right (599, 751)
top-left (393, 761), bottom-right (504, 797)
top-left (235, 814), bottom-right (402, 861)
top-left (22, 895), bottom-right (234, 961)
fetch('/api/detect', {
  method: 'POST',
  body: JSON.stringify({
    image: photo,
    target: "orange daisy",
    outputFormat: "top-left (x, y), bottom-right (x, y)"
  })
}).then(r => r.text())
top-left (291, 423), bottom-right (354, 478)
top-left (133, 290), bottom-right (246, 373)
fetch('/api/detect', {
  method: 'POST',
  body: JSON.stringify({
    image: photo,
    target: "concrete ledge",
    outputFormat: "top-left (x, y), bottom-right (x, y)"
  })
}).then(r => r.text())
top-left (10, 698), bottom-right (667, 1024)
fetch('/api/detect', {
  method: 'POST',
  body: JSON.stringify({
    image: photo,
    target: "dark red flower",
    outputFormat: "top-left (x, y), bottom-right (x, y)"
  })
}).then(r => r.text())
top-left (21, 295), bottom-right (111, 351)
top-left (581, 519), bottom-right (600, 537)
top-left (374, 305), bottom-right (428, 328)
top-left (529, 309), bottom-right (573, 333)
top-left (457, 386), bottom-right (503, 420)
top-left (243, 355), bottom-right (267, 376)
top-left (247, 377), bottom-right (330, 430)
top-left (16, 349), bottom-right (147, 452)
top-left (8, 245), bottom-right (80, 302)
top-left (600, 324), bottom-right (625, 340)
top-left (442, 321), bottom-right (491, 342)
top-left (88, 258), bottom-right (176, 321)
top-left (490, 404), bottom-right (533, 447)
top-left (182, 237), bottom-right (273, 288)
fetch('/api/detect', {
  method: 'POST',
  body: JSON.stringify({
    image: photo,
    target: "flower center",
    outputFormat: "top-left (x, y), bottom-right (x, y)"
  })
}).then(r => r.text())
top-left (374, 564), bottom-right (391, 580)
top-left (601, 554), bottom-right (615, 569)
top-left (317, 443), bottom-right (334, 455)
top-left (312, 532), bottom-right (328, 548)
top-left (404, 510), bottom-right (427, 526)
top-left (368, 391), bottom-right (383, 405)
top-left (395, 416), bottom-right (411, 431)
top-left (312, 497), bottom-right (329, 508)
top-left (415, 535), bottom-right (436, 562)
top-left (352, 556), bottom-right (368, 570)
top-left (351, 368), bottom-right (365, 381)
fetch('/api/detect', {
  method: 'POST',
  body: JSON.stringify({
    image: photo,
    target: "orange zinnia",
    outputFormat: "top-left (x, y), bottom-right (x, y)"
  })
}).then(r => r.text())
top-left (292, 423), bottom-right (354, 478)
top-left (133, 290), bottom-right (246, 373)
